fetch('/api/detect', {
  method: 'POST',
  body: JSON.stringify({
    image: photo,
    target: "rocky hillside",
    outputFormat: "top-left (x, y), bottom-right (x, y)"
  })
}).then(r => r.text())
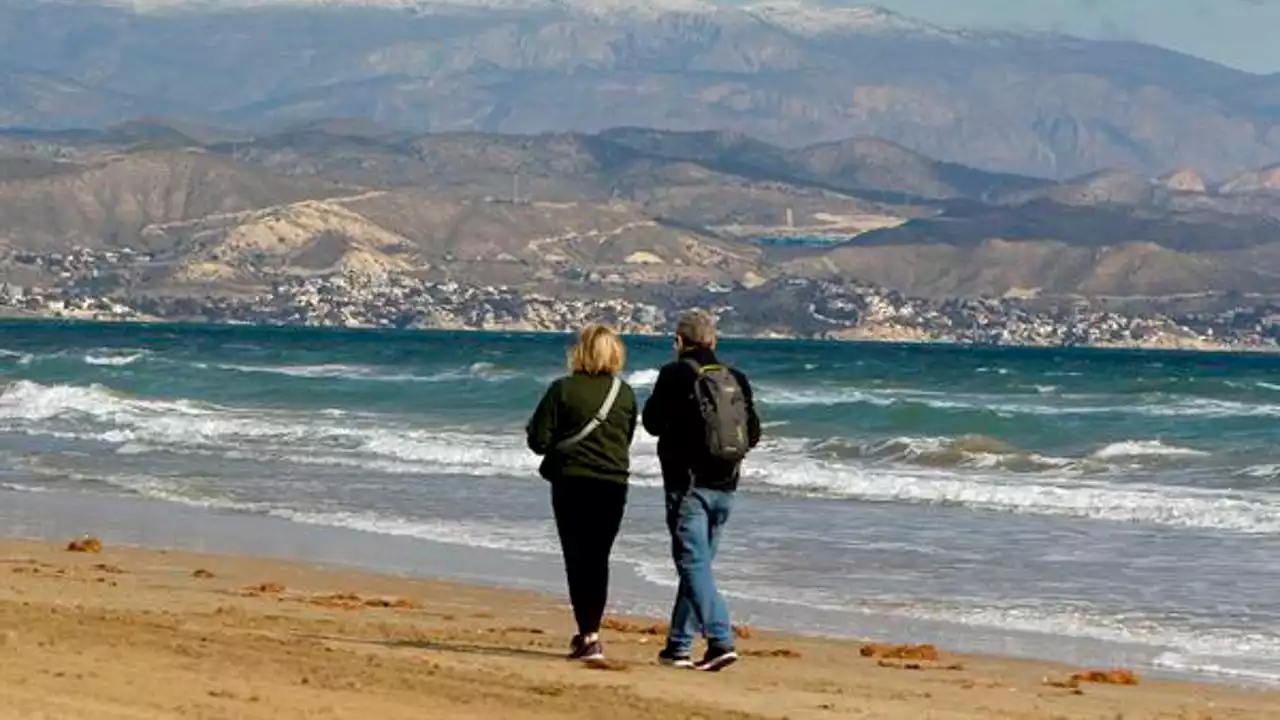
top-left (2, 121), bottom-right (1280, 301)
top-left (3, 0), bottom-right (1280, 180)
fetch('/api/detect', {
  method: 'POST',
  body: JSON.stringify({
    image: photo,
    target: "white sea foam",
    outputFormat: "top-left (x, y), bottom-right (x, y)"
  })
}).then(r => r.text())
top-left (1238, 464), bottom-right (1280, 480)
top-left (1154, 652), bottom-right (1280, 685)
top-left (84, 351), bottom-right (147, 367)
top-left (887, 601), bottom-right (1280, 684)
top-left (1091, 440), bottom-right (1209, 460)
top-left (821, 435), bottom-right (1081, 473)
top-left (72, 467), bottom-right (568, 555)
top-left (272, 509), bottom-right (564, 555)
top-left (739, 460), bottom-right (1280, 533)
top-left (219, 362), bottom-right (380, 379)
top-left (0, 349), bottom-right (34, 365)
top-left (213, 360), bottom-right (519, 384)
top-left (0, 481), bottom-right (50, 493)
top-left (630, 557), bottom-right (1280, 684)
top-left (625, 368), bottom-right (660, 387)
top-left (4, 380), bottom-right (1279, 533)
top-left (758, 383), bottom-right (1280, 419)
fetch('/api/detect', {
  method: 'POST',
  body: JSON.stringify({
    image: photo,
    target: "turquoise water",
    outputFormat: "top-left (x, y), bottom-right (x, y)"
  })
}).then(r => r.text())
top-left (3, 320), bottom-right (1280, 683)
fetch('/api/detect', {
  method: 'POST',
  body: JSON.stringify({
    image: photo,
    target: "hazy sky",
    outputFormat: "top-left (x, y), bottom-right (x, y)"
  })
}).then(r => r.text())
top-left (864, 0), bottom-right (1280, 74)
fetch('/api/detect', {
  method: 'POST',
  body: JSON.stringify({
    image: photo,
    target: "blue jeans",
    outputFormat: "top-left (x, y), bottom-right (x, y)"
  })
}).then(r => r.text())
top-left (665, 487), bottom-right (734, 653)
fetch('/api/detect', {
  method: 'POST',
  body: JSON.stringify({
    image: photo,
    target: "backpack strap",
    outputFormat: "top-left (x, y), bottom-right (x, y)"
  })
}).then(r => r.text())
top-left (682, 357), bottom-right (703, 374)
top-left (554, 375), bottom-right (622, 452)
top-left (683, 357), bottom-right (726, 375)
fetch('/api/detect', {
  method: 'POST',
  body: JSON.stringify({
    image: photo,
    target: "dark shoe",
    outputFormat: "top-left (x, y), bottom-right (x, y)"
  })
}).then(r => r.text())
top-left (695, 645), bottom-right (738, 672)
top-left (657, 647), bottom-right (695, 669)
top-left (568, 634), bottom-right (604, 661)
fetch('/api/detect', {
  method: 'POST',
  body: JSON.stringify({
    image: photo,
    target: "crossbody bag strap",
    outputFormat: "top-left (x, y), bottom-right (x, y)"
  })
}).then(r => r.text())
top-left (554, 375), bottom-right (622, 452)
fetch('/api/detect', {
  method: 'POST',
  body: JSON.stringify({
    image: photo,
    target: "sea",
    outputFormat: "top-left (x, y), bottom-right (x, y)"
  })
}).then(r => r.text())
top-left (2, 320), bottom-right (1280, 686)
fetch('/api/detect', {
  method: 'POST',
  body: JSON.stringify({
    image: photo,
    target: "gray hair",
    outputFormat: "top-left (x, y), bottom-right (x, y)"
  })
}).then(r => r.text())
top-left (675, 309), bottom-right (717, 350)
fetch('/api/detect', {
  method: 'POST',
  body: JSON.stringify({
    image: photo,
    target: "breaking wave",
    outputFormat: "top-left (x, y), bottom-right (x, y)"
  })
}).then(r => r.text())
top-left (757, 384), bottom-right (1280, 419)
top-left (1091, 440), bottom-right (1209, 460)
top-left (212, 360), bottom-right (519, 384)
top-left (84, 351), bottom-right (148, 367)
top-left (3, 380), bottom-right (1278, 534)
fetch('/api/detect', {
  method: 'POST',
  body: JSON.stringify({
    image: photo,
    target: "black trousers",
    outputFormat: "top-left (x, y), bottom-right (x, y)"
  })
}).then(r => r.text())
top-left (550, 478), bottom-right (628, 637)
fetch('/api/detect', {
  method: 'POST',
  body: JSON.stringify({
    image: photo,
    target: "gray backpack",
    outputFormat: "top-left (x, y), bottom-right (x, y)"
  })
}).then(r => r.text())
top-left (683, 358), bottom-right (751, 463)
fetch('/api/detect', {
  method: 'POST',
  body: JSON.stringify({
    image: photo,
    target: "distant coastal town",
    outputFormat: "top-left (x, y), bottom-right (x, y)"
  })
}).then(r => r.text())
top-left (2, 247), bottom-right (1278, 351)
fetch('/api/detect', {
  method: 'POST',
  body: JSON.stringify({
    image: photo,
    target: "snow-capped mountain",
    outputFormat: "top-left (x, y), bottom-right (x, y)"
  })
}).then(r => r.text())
top-left (75, 0), bottom-right (957, 36)
top-left (6, 0), bottom-right (1280, 178)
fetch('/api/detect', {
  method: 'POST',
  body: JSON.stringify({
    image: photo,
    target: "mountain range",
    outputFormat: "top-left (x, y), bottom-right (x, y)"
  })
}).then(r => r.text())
top-left (2, 118), bottom-right (1279, 302)
top-left (3, 0), bottom-right (1280, 180)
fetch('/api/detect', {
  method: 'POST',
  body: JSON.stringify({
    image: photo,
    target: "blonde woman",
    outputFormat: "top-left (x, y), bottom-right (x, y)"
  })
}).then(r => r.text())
top-left (527, 324), bottom-right (638, 661)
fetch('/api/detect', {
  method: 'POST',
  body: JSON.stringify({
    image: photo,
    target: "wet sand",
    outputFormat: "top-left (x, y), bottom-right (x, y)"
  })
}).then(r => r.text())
top-left (0, 538), bottom-right (1275, 720)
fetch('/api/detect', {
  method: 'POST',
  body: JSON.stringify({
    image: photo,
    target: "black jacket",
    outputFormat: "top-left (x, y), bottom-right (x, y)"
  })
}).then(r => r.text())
top-left (641, 347), bottom-right (761, 493)
top-left (527, 373), bottom-right (638, 484)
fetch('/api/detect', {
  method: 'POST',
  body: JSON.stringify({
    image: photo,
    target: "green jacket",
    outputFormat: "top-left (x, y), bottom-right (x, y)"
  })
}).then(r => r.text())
top-left (526, 373), bottom-right (638, 484)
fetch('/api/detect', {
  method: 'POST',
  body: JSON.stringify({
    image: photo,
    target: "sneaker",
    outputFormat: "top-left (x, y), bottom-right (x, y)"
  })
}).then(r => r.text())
top-left (695, 646), bottom-right (739, 672)
top-left (568, 634), bottom-right (605, 661)
top-left (657, 647), bottom-right (695, 669)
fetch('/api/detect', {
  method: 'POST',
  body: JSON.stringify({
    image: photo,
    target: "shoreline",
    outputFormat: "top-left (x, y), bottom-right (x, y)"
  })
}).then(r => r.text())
top-left (2, 536), bottom-right (1277, 720)
top-left (4, 485), bottom-right (1277, 693)
top-left (3, 314), bottom-right (1278, 356)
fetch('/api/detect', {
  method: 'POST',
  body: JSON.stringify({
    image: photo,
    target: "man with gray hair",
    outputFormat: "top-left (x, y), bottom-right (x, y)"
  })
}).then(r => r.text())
top-left (642, 309), bottom-right (761, 672)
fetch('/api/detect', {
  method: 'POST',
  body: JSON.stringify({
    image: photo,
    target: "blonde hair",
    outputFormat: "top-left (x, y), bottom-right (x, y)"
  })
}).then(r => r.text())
top-left (676, 309), bottom-right (717, 350)
top-left (567, 324), bottom-right (626, 375)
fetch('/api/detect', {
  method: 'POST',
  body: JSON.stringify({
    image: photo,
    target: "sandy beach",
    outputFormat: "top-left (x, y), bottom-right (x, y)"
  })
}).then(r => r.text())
top-left (0, 538), bottom-right (1274, 720)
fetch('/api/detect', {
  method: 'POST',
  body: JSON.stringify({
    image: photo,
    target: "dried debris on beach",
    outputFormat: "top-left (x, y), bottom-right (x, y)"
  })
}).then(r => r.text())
top-left (66, 536), bottom-right (103, 553)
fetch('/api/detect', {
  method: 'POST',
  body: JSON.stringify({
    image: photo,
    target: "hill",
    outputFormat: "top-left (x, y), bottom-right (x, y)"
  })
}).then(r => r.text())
top-left (2, 121), bottom-right (1280, 303)
top-left (2, 0), bottom-right (1280, 179)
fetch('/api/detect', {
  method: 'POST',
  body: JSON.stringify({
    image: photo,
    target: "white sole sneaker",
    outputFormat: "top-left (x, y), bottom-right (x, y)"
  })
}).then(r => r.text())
top-left (658, 655), bottom-right (695, 669)
top-left (696, 650), bottom-right (739, 672)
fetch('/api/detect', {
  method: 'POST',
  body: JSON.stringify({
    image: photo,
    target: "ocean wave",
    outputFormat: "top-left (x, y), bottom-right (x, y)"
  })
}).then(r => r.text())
top-left (0, 379), bottom-right (660, 480)
top-left (213, 360), bottom-right (521, 384)
top-left (1154, 652), bottom-right (1280, 685)
top-left (217, 362), bottom-right (385, 380)
top-left (1237, 464), bottom-right (1280, 480)
top-left (273, 509), bottom-right (565, 555)
top-left (114, 420), bottom-right (1271, 534)
top-left (739, 461), bottom-right (1280, 534)
top-left (84, 351), bottom-right (148, 367)
top-left (813, 435), bottom-right (1081, 474)
top-left (630, 559), bottom-right (1280, 684)
top-left (758, 383), bottom-right (1280, 419)
top-left (0, 481), bottom-right (51, 493)
top-left (5, 380), bottom-right (1278, 534)
top-left (0, 349), bottom-right (34, 365)
top-left (110, 425), bottom-right (1239, 533)
top-left (0, 380), bottom-right (213, 423)
top-left (61, 467), bottom-right (569, 555)
top-left (886, 600), bottom-right (1280, 685)
top-left (1091, 440), bottom-right (1209, 460)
